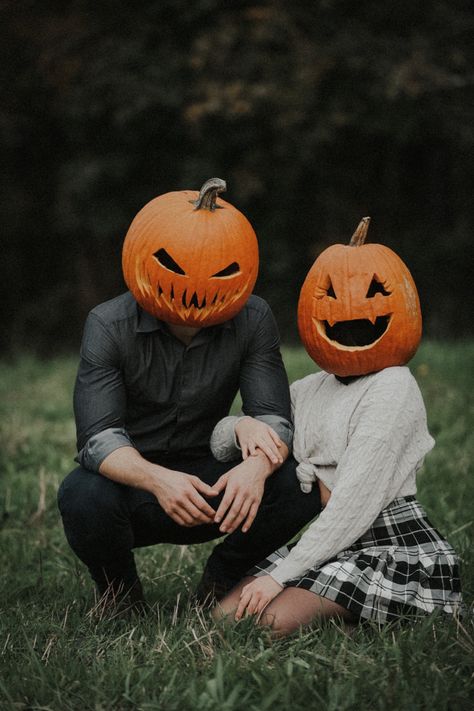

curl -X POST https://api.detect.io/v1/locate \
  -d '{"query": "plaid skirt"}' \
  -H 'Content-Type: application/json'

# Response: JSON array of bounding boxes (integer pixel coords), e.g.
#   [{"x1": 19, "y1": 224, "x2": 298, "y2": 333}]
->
[{"x1": 249, "y1": 497, "x2": 462, "y2": 624}]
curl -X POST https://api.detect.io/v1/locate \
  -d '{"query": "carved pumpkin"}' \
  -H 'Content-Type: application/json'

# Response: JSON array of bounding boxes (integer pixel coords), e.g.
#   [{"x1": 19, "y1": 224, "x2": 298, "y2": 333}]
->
[
  {"x1": 298, "y1": 218, "x2": 422, "y2": 376},
  {"x1": 122, "y1": 178, "x2": 259, "y2": 327}
]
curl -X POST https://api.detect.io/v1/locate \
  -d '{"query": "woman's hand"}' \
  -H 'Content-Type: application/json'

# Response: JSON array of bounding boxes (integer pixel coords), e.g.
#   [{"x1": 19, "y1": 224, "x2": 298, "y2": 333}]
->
[
  {"x1": 235, "y1": 417, "x2": 284, "y2": 465},
  {"x1": 235, "y1": 575, "x2": 283, "y2": 620}
]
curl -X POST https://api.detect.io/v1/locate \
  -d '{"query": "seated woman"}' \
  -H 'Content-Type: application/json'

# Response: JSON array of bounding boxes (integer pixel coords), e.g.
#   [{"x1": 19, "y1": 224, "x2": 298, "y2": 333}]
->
[{"x1": 209, "y1": 218, "x2": 462, "y2": 635}]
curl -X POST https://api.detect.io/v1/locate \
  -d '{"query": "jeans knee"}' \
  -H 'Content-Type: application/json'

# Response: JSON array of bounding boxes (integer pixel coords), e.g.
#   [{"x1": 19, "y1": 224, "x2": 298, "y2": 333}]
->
[
  {"x1": 58, "y1": 467, "x2": 123, "y2": 530},
  {"x1": 58, "y1": 467, "x2": 131, "y2": 560}
]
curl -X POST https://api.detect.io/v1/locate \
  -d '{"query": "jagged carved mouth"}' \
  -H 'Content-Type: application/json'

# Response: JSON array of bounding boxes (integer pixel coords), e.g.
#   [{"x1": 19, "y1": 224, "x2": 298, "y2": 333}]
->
[
  {"x1": 157, "y1": 284, "x2": 227, "y2": 311},
  {"x1": 158, "y1": 284, "x2": 236, "y2": 311},
  {"x1": 323, "y1": 316, "x2": 390, "y2": 347},
  {"x1": 155, "y1": 274, "x2": 253, "y2": 322}
]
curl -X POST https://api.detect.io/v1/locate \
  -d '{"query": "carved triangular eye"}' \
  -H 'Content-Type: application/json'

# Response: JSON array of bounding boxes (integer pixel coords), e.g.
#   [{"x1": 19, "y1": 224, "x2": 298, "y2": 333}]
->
[
  {"x1": 154, "y1": 248, "x2": 186, "y2": 275},
  {"x1": 366, "y1": 277, "x2": 391, "y2": 298},
  {"x1": 327, "y1": 281, "x2": 337, "y2": 298},
  {"x1": 212, "y1": 262, "x2": 240, "y2": 277}
]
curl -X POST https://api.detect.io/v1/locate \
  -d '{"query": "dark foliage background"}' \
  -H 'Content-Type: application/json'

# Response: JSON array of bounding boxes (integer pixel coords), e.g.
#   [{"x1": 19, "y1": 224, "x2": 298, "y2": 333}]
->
[{"x1": 2, "y1": 0, "x2": 473, "y2": 352}]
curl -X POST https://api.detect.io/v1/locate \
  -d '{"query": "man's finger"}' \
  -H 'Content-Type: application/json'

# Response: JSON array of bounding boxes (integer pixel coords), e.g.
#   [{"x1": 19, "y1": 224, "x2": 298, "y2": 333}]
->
[
  {"x1": 188, "y1": 489, "x2": 217, "y2": 519},
  {"x1": 219, "y1": 496, "x2": 246, "y2": 532},
  {"x1": 170, "y1": 511, "x2": 191, "y2": 527},
  {"x1": 242, "y1": 502, "x2": 260, "y2": 533},
  {"x1": 191, "y1": 476, "x2": 219, "y2": 498},
  {"x1": 173, "y1": 506, "x2": 195, "y2": 526},
  {"x1": 224, "y1": 499, "x2": 251, "y2": 534},
  {"x1": 214, "y1": 491, "x2": 234, "y2": 524},
  {"x1": 181, "y1": 496, "x2": 214, "y2": 524},
  {"x1": 242, "y1": 443, "x2": 249, "y2": 460},
  {"x1": 212, "y1": 473, "x2": 229, "y2": 495},
  {"x1": 249, "y1": 441, "x2": 257, "y2": 456}
]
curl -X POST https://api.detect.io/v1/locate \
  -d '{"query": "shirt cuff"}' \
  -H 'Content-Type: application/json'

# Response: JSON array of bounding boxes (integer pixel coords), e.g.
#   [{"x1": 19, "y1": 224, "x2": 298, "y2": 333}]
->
[
  {"x1": 210, "y1": 414, "x2": 293, "y2": 462},
  {"x1": 252, "y1": 415, "x2": 293, "y2": 452},
  {"x1": 75, "y1": 427, "x2": 134, "y2": 472}
]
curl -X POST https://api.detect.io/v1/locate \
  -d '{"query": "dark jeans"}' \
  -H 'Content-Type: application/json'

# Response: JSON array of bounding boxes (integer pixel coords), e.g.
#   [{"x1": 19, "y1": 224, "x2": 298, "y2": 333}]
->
[{"x1": 57, "y1": 454, "x2": 321, "y2": 595}]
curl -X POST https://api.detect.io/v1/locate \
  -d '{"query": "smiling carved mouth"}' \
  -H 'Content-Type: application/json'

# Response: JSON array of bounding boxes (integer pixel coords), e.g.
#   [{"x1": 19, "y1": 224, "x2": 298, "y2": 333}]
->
[{"x1": 324, "y1": 316, "x2": 390, "y2": 347}]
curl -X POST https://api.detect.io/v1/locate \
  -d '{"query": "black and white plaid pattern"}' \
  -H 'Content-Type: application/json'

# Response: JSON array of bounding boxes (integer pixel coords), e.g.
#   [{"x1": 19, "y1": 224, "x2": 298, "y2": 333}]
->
[{"x1": 249, "y1": 497, "x2": 462, "y2": 623}]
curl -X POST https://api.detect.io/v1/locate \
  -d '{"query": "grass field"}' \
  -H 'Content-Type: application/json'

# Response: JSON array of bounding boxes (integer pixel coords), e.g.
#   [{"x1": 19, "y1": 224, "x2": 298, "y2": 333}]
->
[{"x1": 0, "y1": 343, "x2": 473, "y2": 710}]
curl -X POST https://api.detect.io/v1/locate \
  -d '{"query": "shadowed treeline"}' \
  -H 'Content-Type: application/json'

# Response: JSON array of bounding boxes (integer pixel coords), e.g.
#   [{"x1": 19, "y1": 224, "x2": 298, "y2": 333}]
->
[{"x1": 2, "y1": 0, "x2": 473, "y2": 352}]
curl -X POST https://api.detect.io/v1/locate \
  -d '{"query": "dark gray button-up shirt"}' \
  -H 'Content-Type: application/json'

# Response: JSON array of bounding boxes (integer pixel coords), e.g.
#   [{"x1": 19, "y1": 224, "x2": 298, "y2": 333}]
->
[{"x1": 74, "y1": 292, "x2": 292, "y2": 471}]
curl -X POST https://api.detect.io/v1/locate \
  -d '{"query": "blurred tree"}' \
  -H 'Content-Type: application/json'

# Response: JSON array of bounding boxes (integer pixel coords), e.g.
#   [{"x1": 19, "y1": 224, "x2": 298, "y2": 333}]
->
[{"x1": 1, "y1": 0, "x2": 473, "y2": 352}]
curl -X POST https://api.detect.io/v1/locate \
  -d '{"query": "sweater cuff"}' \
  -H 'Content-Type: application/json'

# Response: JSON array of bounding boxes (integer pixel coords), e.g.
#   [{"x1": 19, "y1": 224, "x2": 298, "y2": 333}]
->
[
  {"x1": 210, "y1": 414, "x2": 294, "y2": 463},
  {"x1": 210, "y1": 416, "x2": 243, "y2": 462},
  {"x1": 75, "y1": 427, "x2": 134, "y2": 472},
  {"x1": 253, "y1": 415, "x2": 293, "y2": 452},
  {"x1": 268, "y1": 557, "x2": 309, "y2": 586}
]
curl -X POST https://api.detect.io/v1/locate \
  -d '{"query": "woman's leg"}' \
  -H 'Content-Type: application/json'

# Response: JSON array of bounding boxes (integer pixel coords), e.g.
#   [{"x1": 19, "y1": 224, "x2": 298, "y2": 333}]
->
[
  {"x1": 259, "y1": 587, "x2": 356, "y2": 636},
  {"x1": 212, "y1": 576, "x2": 257, "y2": 620},
  {"x1": 213, "y1": 578, "x2": 356, "y2": 634}
]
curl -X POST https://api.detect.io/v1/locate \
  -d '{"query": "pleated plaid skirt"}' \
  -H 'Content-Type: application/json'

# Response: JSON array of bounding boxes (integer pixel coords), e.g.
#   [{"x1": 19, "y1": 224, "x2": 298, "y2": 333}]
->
[{"x1": 249, "y1": 497, "x2": 462, "y2": 623}]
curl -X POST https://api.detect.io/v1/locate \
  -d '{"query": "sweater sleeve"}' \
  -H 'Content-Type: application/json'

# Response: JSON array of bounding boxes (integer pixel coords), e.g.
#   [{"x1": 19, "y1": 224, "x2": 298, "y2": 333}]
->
[
  {"x1": 210, "y1": 414, "x2": 293, "y2": 462},
  {"x1": 270, "y1": 368, "x2": 434, "y2": 585},
  {"x1": 210, "y1": 381, "x2": 298, "y2": 461}
]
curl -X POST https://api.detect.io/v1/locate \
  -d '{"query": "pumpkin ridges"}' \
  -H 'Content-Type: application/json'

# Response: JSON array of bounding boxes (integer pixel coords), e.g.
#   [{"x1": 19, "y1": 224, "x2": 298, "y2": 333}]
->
[
  {"x1": 122, "y1": 179, "x2": 258, "y2": 326},
  {"x1": 297, "y1": 220, "x2": 422, "y2": 377}
]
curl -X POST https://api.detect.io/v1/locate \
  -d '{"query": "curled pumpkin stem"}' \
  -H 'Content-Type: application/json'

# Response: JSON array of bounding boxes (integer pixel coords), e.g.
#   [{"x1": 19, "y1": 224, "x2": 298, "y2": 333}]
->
[
  {"x1": 349, "y1": 217, "x2": 371, "y2": 246},
  {"x1": 192, "y1": 178, "x2": 227, "y2": 212}
]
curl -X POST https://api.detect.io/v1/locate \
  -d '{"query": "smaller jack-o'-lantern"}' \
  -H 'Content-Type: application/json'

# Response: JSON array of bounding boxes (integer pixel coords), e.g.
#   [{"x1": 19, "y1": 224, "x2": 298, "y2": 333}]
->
[
  {"x1": 122, "y1": 178, "x2": 259, "y2": 327},
  {"x1": 298, "y1": 218, "x2": 422, "y2": 376}
]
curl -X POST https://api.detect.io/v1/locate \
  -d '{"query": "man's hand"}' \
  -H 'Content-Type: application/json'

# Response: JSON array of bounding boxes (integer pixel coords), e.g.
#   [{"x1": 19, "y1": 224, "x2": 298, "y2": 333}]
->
[
  {"x1": 235, "y1": 575, "x2": 283, "y2": 620},
  {"x1": 152, "y1": 470, "x2": 219, "y2": 527},
  {"x1": 235, "y1": 417, "x2": 284, "y2": 465},
  {"x1": 212, "y1": 453, "x2": 274, "y2": 534}
]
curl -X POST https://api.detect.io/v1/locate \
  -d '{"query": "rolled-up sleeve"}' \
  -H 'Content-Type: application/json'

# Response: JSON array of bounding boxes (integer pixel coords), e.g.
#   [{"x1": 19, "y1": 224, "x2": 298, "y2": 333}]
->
[
  {"x1": 238, "y1": 304, "x2": 293, "y2": 451},
  {"x1": 210, "y1": 414, "x2": 293, "y2": 462},
  {"x1": 74, "y1": 312, "x2": 134, "y2": 471}
]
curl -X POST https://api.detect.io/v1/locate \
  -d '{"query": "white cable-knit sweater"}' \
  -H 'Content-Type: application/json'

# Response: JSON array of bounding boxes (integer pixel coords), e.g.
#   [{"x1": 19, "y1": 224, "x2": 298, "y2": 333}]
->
[{"x1": 210, "y1": 366, "x2": 435, "y2": 585}]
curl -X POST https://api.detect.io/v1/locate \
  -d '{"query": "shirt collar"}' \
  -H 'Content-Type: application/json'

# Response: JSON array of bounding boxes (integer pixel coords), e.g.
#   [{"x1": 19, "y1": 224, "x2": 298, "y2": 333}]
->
[{"x1": 136, "y1": 306, "x2": 233, "y2": 333}]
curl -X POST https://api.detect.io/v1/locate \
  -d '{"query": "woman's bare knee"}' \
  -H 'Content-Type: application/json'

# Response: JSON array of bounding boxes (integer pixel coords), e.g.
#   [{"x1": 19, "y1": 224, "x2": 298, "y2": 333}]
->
[{"x1": 255, "y1": 588, "x2": 355, "y2": 636}]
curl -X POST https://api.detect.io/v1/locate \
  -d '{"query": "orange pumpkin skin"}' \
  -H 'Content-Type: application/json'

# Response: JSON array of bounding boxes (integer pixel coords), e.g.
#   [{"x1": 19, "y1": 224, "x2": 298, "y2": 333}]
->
[
  {"x1": 122, "y1": 179, "x2": 259, "y2": 327},
  {"x1": 298, "y1": 221, "x2": 422, "y2": 377}
]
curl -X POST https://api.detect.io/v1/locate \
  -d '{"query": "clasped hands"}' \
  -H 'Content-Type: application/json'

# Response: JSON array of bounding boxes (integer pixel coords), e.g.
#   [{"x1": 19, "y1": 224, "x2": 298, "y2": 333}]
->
[{"x1": 155, "y1": 417, "x2": 285, "y2": 533}]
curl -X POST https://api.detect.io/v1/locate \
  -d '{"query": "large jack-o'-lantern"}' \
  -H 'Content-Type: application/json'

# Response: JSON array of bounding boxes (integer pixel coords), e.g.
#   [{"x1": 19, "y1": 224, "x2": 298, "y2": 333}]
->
[
  {"x1": 298, "y1": 218, "x2": 422, "y2": 377},
  {"x1": 122, "y1": 178, "x2": 259, "y2": 327}
]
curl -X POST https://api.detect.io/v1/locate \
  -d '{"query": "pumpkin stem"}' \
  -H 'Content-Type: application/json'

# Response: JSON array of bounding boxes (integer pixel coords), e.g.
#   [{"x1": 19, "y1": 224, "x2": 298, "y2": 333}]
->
[
  {"x1": 349, "y1": 217, "x2": 371, "y2": 246},
  {"x1": 192, "y1": 178, "x2": 227, "y2": 211}
]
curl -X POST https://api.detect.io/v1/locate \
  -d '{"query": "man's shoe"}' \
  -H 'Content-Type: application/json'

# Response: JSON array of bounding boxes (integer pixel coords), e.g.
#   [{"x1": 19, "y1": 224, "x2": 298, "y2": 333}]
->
[
  {"x1": 90, "y1": 579, "x2": 149, "y2": 620},
  {"x1": 193, "y1": 564, "x2": 235, "y2": 608}
]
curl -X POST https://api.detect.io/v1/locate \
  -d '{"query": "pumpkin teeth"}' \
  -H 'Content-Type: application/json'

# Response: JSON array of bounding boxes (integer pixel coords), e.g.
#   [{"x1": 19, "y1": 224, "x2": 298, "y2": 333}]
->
[
  {"x1": 189, "y1": 291, "x2": 207, "y2": 309},
  {"x1": 323, "y1": 316, "x2": 390, "y2": 347}
]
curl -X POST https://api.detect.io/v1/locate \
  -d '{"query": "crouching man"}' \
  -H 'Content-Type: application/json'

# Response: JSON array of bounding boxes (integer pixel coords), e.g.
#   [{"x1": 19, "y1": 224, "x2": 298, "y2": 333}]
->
[{"x1": 58, "y1": 179, "x2": 321, "y2": 612}]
